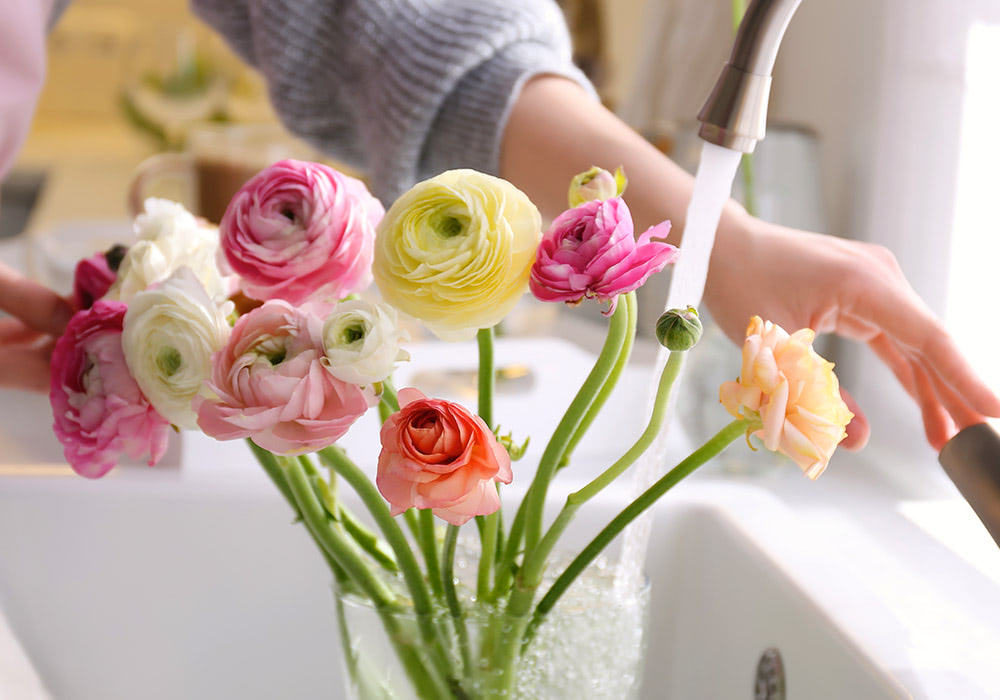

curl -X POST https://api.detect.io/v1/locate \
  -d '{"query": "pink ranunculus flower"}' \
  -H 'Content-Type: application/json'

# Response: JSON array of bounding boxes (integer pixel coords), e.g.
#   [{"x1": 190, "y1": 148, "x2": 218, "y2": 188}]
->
[
  {"x1": 71, "y1": 250, "x2": 118, "y2": 310},
  {"x1": 529, "y1": 197, "x2": 678, "y2": 314},
  {"x1": 195, "y1": 300, "x2": 375, "y2": 454},
  {"x1": 376, "y1": 388, "x2": 512, "y2": 526},
  {"x1": 219, "y1": 159, "x2": 383, "y2": 305},
  {"x1": 49, "y1": 301, "x2": 170, "y2": 478}
]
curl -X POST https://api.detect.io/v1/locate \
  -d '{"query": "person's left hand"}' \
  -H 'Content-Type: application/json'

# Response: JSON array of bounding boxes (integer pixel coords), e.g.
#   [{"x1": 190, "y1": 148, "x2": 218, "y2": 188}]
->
[{"x1": 0, "y1": 261, "x2": 73, "y2": 392}]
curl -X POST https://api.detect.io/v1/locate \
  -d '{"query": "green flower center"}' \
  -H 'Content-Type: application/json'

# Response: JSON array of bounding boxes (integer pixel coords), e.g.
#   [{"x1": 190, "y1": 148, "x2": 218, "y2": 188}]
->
[
  {"x1": 432, "y1": 213, "x2": 466, "y2": 239},
  {"x1": 157, "y1": 346, "x2": 183, "y2": 377},
  {"x1": 341, "y1": 322, "x2": 367, "y2": 345}
]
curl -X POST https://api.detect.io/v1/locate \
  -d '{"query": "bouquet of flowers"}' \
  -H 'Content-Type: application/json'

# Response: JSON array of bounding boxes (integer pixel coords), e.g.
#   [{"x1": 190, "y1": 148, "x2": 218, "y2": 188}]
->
[{"x1": 50, "y1": 160, "x2": 853, "y2": 699}]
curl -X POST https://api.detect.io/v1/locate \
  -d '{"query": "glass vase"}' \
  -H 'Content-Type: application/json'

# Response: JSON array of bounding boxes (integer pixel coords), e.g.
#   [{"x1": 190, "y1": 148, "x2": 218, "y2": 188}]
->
[{"x1": 334, "y1": 548, "x2": 650, "y2": 700}]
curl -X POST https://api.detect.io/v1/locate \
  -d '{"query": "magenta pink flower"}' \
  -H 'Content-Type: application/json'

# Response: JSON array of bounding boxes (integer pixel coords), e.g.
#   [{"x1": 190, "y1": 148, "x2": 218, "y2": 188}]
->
[
  {"x1": 71, "y1": 251, "x2": 117, "y2": 310},
  {"x1": 49, "y1": 301, "x2": 170, "y2": 478},
  {"x1": 376, "y1": 388, "x2": 512, "y2": 526},
  {"x1": 219, "y1": 159, "x2": 383, "y2": 305},
  {"x1": 529, "y1": 197, "x2": 678, "y2": 314},
  {"x1": 195, "y1": 301, "x2": 375, "y2": 454}
]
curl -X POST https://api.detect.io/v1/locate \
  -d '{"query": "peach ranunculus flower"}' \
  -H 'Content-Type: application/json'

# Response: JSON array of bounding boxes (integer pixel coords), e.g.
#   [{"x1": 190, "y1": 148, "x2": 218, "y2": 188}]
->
[
  {"x1": 719, "y1": 316, "x2": 853, "y2": 479},
  {"x1": 376, "y1": 388, "x2": 512, "y2": 525}
]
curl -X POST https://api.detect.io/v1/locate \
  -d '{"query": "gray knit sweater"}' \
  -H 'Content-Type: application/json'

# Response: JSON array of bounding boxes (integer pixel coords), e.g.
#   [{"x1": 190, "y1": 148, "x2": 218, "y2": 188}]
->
[{"x1": 190, "y1": 0, "x2": 593, "y2": 204}]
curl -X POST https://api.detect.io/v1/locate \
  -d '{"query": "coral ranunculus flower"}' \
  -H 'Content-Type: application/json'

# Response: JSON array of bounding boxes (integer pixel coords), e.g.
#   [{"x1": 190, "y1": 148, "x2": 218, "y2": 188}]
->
[
  {"x1": 720, "y1": 316, "x2": 854, "y2": 479},
  {"x1": 529, "y1": 197, "x2": 677, "y2": 314},
  {"x1": 372, "y1": 169, "x2": 542, "y2": 341},
  {"x1": 376, "y1": 388, "x2": 512, "y2": 525}
]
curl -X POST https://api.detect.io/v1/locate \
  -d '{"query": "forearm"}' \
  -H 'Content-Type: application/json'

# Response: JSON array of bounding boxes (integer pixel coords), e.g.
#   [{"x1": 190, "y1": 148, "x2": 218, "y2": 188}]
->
[{"x1": 499, "y1": 75, "x2": 753, "y2": 250}]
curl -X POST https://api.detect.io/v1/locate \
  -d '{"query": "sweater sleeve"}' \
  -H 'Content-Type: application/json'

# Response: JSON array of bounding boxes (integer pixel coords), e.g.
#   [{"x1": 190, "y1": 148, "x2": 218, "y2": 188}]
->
[{"x1": 190, "y1": 0, "x2": 594, "y2": 204}]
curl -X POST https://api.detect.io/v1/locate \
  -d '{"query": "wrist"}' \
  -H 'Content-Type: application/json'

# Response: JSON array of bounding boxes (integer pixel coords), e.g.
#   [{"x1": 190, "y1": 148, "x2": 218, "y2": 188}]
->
[{"x1": 705, "y1": 200, "x2": 758, "y2": 317}]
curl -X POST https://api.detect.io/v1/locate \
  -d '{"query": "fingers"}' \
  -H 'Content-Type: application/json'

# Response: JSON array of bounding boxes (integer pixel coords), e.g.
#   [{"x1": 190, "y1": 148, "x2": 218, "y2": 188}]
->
[
  {"x1": 912, "y1": 363, "x2": 955, "y2": 451},
  {"x1": 860, "y1": 288, "x2": 1000, "y2": 418},
  {"x1": 0, "y1": 318, "x2": 43, "y2": 345},
  {"x1": 0, "y1": 346, "x2": 54, "y2": 393},
  {"x1": 0, "y1": 261, "x2": 73, "y2": 336},
  {"x1": 838, "y1": 387, "x2": 870, "y2": 451},
  {"x1": 927, "y1": 366, "x2": 987, "y2": 434},
  {"x1": 868, "y1": 333, "x2": 917, "y2": 401}
]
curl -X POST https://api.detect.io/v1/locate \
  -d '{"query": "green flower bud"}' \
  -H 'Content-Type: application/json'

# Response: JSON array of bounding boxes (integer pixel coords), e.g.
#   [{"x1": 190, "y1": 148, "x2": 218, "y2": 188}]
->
[
  {"x1": 568, "y1": 166, "x2": 628, "y2": 207},
  {"x1": 655, "y1": 306, "x2": 703, "y2": 351}
]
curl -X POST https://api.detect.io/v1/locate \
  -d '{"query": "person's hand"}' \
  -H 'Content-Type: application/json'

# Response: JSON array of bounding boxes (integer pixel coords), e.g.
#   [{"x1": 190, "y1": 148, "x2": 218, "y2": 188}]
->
[
  {"x1": 0, "y1": 261, "x2": 73, "y2": 392},
  {"x1": 706, "y1": 215, "x2": 1000, "y2": 451}
]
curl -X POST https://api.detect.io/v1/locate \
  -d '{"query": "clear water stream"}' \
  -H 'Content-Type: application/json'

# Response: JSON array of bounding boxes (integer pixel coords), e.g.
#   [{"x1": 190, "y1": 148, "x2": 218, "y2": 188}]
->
[{"x1": 615, "y1": 141, "x2": 743, "y2": 592}]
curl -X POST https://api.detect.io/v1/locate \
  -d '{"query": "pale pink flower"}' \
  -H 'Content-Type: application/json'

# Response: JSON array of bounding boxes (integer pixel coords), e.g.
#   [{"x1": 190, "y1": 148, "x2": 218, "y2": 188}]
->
[
  {"x1": 720, "y1": 316, "x2": 854, "y2": 479},
  {"x1": 376, "y1": 388, "x2": 512, "y2": 526},
  {"x1": 49, "y1": 301, "x2": 170, "y2": 478},
  {"x1": 71, "y1": 250, "x2": 119, "y2": 310},
  {"x1": 529, "y1": 197, "x2": 678, "y2": 314},
  {"x1": 195, "y1": 300, "x2": 375, "y2": 454},
  {"x1": 219, "y1": 159, "x2": 383, "y2": 305}
]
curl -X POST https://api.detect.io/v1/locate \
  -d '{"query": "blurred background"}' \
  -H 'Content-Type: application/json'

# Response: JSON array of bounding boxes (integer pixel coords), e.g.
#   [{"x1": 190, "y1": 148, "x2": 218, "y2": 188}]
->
[{"x1": 4, "y1": 0, "x2": 1000, "y2": 462}]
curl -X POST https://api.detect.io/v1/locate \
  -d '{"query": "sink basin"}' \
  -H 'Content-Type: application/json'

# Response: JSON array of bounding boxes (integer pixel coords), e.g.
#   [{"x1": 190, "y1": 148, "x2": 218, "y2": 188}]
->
[{"x1": 0, "y1": 337, "x2": 997, "y2": 698}]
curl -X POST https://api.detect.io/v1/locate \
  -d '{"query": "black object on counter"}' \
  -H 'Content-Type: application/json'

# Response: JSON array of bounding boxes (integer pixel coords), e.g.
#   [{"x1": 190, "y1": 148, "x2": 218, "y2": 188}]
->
[{"x1": 938, "y1": 423, "x2": 1000, "y2": 548}]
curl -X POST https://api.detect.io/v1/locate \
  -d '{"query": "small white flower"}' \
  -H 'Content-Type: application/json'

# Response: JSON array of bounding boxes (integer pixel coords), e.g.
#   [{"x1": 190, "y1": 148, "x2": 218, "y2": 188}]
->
[
  {"x1": 321, "y1": 300, "x2": 409, "y2": 385},
  {"x1": 133, "y1": 198, "x2": 199, "y2": 241},
  {"x1": 122, "y1": 267, "x2": 233, "y2": 429},
  {"x1": 108, "y1": 198, "x2": 230, "y2": 303}
]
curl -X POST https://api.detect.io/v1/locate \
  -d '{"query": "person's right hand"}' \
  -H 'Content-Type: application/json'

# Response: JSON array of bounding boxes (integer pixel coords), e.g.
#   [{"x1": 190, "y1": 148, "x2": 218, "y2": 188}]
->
[
  {"x1": 0, "y1": 261, "x2": 73, "y2": 392},
  {"x1": 705, "y1": 216, "x2": 1000, "y2": 452}
]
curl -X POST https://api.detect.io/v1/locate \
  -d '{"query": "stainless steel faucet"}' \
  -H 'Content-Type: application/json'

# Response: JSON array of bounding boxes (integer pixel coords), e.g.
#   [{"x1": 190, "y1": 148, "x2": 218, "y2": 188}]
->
[{"x1": 697, "y1": 0, "x2": 804, "y2": 153}]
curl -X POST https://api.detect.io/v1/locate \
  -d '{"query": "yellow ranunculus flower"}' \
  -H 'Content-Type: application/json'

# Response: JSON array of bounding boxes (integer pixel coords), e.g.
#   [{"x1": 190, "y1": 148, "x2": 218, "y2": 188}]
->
[
  {"x1": 719, "y1": 316, "x2": 854, "y2": 479},
  {"x1": 372, "y1": 169, "x2": 542, "y2": 340}
]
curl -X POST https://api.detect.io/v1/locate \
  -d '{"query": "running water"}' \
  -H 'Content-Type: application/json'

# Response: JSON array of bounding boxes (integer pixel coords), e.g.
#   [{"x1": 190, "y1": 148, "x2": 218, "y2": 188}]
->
[{"x1": 615, "y1": 141, "x2": 743, "y2": 592}]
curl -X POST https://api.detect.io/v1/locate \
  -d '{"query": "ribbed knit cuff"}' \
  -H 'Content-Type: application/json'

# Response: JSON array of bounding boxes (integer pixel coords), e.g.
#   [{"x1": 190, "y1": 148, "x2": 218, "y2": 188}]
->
[{"x1": 420, "y1": 41, "x2": 596, "y2": 188}]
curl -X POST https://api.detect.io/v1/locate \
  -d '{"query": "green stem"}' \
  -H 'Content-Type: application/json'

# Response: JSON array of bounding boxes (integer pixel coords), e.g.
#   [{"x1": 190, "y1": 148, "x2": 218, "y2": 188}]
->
[
  {"x1": 252, "y1": 444, "x2": 449, "y2": 698},
  {"x1": 246, "y1": 441, "x2": 347, "y2": 582},
  {"x1": 731, "y1": 0, "x2": 747, "y2": 33},
  {"x1": 377, "y1": 376, "x2": 400, "y2": 423},
  {"x1": 339, "y1": 504, "x2": 400, "y2": 573},
  {"x1": 477, "y1": 509, "x2": 499, "y2": 602},
  {"x1": 419, "y1": 508, "x2": 445, "y2": 599},
  {"x1": 522, "y1": 419, "x2": 750, "y2": 648},
  {"x1": 500, "y1": 292, "x2": 632, "y2": 589},
  {"x1": 516, "y1": 351, "x2": 685, "y2": 593},
  {"x1": 558, "y1": 291, "x2": 638, "y2": 469},
  {"x1": 284, "y1": 458, "x2": 398, "y2": 609},
  {"x1": 403, "y1": 508, "x2": 421, "y2": 540},
  {"x1": 442, "y1": 524, "x2": 473, "y2": 675},
  {"x1": 317, "y1": 446, "x2": 456, "y2": 686},
  {"x1": 477, "y1": 327, "x2": 494, "y2": 430},
  {"x1": 741, "y1": 153, "x2": 759, "y2": 218},
  {"x1": 475, "y1": 326, "x2": 500, "y2": 602}
]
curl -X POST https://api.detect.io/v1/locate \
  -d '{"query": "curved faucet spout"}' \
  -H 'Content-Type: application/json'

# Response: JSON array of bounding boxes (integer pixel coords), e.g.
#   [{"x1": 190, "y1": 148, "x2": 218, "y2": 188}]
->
[{"x1": 697, "y1": 0, "x2": 804, "y2": 153}]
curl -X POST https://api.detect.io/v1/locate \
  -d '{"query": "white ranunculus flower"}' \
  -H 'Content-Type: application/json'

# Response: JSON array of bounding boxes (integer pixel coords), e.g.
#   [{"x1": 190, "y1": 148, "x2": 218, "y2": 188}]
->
[
  {"x1": 108, "y1": 198, "x2": 229, "y2": 303},
  {"x1": 133, "y1": 198, "x2": 199, "y2": 241},
  {"x1": 122, "y1": 267, "x2": 233, "y2": 429},
  {"x1": 321, "y1": 300, "x2": 410, "y2": 385}
]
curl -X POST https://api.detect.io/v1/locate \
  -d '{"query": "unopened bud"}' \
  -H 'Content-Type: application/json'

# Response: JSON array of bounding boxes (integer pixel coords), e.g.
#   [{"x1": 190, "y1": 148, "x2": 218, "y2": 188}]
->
[
  {"x1": 655, "y1": 306, "x2": 702, "y2": 351},
  {"x1": 568, "y1": 166, "x2": 627, "y2": 207}
]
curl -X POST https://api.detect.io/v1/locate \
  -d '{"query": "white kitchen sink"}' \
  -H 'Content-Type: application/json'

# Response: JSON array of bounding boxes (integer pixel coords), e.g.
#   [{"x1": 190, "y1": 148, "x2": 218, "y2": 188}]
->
[{"x1": 1, "y1": 338, "x2": 997, "y2": 699}]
